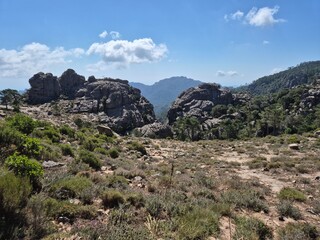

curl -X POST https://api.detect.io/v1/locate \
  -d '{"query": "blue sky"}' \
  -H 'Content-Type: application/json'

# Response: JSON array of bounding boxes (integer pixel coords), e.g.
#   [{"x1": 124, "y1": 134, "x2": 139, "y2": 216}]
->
[{"x1": 0, "y1": 0, "x2": 319, "y2": 89}]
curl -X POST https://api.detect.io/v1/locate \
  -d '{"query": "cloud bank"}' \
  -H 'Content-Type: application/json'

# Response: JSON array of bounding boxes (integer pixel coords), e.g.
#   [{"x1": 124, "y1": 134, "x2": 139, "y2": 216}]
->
[
  {"x1": 0, "y1": 42, "x2": 84, "y2": 77},
  {"x1": 225, "y1": 6, "x2": 286, "y2": 27}
]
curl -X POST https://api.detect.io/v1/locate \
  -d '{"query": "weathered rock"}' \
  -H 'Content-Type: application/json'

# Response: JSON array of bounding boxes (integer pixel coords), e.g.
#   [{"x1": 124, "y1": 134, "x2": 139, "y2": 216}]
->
[
  {"x1": 134, "y1": 122, "x2": 173, "y2": 139},
  {"x1": 97, "y1": 125, "x2": 114, "y2": 137},
  {"x1": 58, "y1": 69, "x2": 85, "y2": 98},
  {"x1": 27, "y1": 70, "x2": 156, "y2": 134},
  {"x1": 42, "y1": 160, "x2": 65, "y2": 168},
  {"x1": 167, "y1": 83, "x2": 244, "y2": 125},
  {"x1": 28, "y1": 72, "x2": 60, "y2": 104}
]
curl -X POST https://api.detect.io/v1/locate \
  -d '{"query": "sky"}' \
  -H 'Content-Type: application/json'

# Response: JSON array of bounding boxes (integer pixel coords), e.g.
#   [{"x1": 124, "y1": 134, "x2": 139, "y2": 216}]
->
[{"x1": 0, "y1": 0, "x2": 319, "y2": 90}]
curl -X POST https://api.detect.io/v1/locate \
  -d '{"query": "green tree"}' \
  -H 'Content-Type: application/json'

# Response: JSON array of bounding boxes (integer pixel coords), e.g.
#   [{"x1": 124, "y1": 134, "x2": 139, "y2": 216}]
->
[{"x1": 0, "y1": 89, "x2": 21, "y2": 110}]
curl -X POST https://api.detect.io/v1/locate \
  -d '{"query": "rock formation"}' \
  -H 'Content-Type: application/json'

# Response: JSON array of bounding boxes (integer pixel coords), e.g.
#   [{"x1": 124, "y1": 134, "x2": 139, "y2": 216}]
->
[
  {"x1": 167, "y1": 83, "x2": 240, "y2": 125},
  {"x1": 58, "y1": 69, "x2": 86, "y2": 98},
  {"x1": 27, "y1": 69, "x2": 155, "y2": 134},
  {"x1": 28, "y1": 72, "x2": 61, "y2": 104}
]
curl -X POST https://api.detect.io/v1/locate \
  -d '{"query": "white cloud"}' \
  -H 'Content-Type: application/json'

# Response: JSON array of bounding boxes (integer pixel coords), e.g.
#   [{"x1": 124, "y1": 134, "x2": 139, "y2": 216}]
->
[
  {"x1": 87, "y1": 38, "x2": 168, "y2": 68},
  {"x1": 0, "y1": 42, "x2": 84, "y2": 78},
  {"x1": 224, "y1": 10, "x2": 244, "y2": 22},
  {"x1": 246, "y1": 6, "x2": 286, "y2": 27},
  {"x1": 225, "y1": 6, "x2": 286, "y2": 27},
  {"x1": 110, "y1": 31, "x2": 121, "y2": 39},
  {"x1": 99, "y1": 30, "x2": 108, "y2": 39},
  {"x1": 216, "y1": 70, "x2": 239, "y2": 77},
  {"x1": 263, "y1": 40, "x2": 270, "y2": 45}
]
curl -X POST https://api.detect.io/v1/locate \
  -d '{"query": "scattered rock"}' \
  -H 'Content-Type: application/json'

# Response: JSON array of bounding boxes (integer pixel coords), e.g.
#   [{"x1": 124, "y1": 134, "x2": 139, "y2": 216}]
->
[
  {"x1": 97, "y1": 125, "x2": 114, "y2": 137},
  {"x1": 42, "y1": 160, "x2": 65, "y2": 168},
  {"x1": 134, "y1": 176, "x2": 143, "y2": 182},
  {"x1": 315, "y1": 176, "x2": 320, "y2": 180},
  {"x1": 289, "y1": 143, "x2": 300, "y2": 150},
  {"x1": 58, "y1": 216, "x2": 70, "y2": 224}
]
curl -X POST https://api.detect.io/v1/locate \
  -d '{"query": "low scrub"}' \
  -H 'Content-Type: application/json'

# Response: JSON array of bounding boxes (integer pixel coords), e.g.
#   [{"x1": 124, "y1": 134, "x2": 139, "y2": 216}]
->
[{"x1": 278, "y1": 187, "x2": 307, "y2": 202}]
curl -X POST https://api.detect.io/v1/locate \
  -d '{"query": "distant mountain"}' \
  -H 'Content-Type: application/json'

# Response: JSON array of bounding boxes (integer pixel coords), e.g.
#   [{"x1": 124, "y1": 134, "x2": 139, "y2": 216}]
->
[
  {"x1": 237, "y1": 61, "x2": 320, "y2": 95},
  {"x1": 130, "y1": 76, "x2": 202, "y2": 119}
]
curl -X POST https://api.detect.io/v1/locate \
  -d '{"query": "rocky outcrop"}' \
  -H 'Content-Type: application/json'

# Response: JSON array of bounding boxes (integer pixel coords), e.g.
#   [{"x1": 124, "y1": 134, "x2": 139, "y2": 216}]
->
[
  {"x1": 28, "y1": 72, "x2": 61, "y2": 104},
  {"x1": 167, "y1": 83, "x2": 240, "y2": 124},
  {"x1": 58, "y1": 69, "x2": 85, "y2": 98},
  {"x1": 27, "y1": 69, "x2": 155, "y2": 134},
  {"x1": 134, "y1": 122, "x2": 173, "y2": 139}
]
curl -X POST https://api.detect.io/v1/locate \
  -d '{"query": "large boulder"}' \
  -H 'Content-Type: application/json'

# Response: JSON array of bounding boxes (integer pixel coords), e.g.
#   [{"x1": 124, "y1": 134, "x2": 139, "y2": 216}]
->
[
  {"x1": 59, "y1": 69, "x2": 85, "y2": 98},
  {"x1": 28, "y1": 72, "x2": 60, "y2": 104},
  {"x1": 134, "y1": 122, "x2": 173, "y2": 139},
  {"x1": 167, "y1": 83, "x2": 235, "y2": 124}
]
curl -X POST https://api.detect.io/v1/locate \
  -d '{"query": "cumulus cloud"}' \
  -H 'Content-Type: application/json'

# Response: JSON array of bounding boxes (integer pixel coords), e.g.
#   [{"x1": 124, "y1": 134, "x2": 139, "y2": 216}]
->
[
  {"x1": 87, "y1": 38, "x2": 168, "y2": 68},
  {"x1": 225, "y1": 6, "x2": 286, "y2": 27},
  {"x1": 216, "y1": 70, "x2": 239, "y2": 77},
  {"x1": 99, "y1": 30, "x2": 108, "y2": 39},
  {"x1": 246, "y1": 6, "x2": 286, "y2": 27},
  {"x1": 0, "y1": 42, "x2": 84, "y2": 78},
  {"x1": 110, "y1": 31, "x2": 121, "y2": 39},
  {"x1": 263, "y1": 40, "x2": 270, "y2": 45}
]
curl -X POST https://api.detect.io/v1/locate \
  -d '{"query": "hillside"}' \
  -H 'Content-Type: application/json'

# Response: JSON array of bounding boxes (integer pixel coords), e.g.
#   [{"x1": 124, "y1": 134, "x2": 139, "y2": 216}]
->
[
  {"x1": 130, "y1": 77, "x2": 202, "y2": 119},
  {"x1": 238, "y1": 61, "x2": 320, "y2": 95}
]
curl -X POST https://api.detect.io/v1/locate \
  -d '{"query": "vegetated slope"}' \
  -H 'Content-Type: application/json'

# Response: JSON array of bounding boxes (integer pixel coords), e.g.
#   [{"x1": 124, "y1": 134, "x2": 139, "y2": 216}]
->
[
  {"x1": 0, "y1": 111, "x2": 319, "y2": 240},
  {"x1": 238, "y1": 61, "x2": 320, "y2": 95},
  {"x1": 130, "y1": 76, "x2": 202, "y2": 119}
]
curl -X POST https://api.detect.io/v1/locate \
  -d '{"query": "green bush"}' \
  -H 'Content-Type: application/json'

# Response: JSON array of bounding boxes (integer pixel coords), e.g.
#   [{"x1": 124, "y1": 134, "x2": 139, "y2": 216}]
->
[
  {"x1": 102, "y1": 190, "x2": 125, "y2": 208},
  {"x1": 177, "y1": 207, "x2": 219, "y2": 240},
  {"x1": 233, "y1": 216, "x2": 272, "y2": 240},
  {"x1": 45, "y1": 198, "x2": 97, "y2": 222},
  {"x1": 50, "y1": 176, "x2": 93, "y2": 200},
  {"x1": 21, "y1": 136, "x2": 43, "y2": 158},
  {"x1": 43, "y1": 127, "x2": 61, "y2": 143},
  {"x1": 0, "y1": 170, "x2": 32, "y2": 214},
  {"x1": 277, "y1": 201, "x2": 302, "y2": 220},
  {"x1": 5, "y1": 153, "x2": 43, "y2": 180},
  {"x1": 126, "y1": 193, "x2": 145, "y2": 208},
  {"x1": 108, "y1": 148, "x2": 120, "y2": 158},
  {"x1": 7, "y1": 114, "x2": 36, "y2": 134},
  {"x1": 94, "y1": 147, "x2": 108, "y2": 155},
  {"x1": 278, "y1": 187, "x2": 307, "y2": 202},
  {"x1": 60, "y1": 144, "x2": 74, "y2": 157},
  {"x1": 106, "y1": 175, "x2": 129, "y2": 189},
  {"x1": 278, "y1": 223, "x2": 319, "y2": 240},
  {"x1": 78, "y1": 150, "x2": 102, "y2": 170},
  {"x1": 128, "y1": 141, "x2": 147, "y2": 155},
  {"x1": 82, "y1": 137, "x2": 100, "y2": 151},
  {"x1": 59, "y1": 125, "x2": 75, "y2": 138},
  {"x1": 0, "y1": 124, "x2": 25, "y2": 148}
]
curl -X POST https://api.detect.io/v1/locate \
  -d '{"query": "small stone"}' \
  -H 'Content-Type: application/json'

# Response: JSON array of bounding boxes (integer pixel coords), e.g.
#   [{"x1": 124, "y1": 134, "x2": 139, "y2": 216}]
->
[
  {"x1": 289, "y1": 144, "x2": 299, "y2": 150},
  {"x1": 307, "y1": 195, "x2": 314, "y2": 200},
  {"x1": 134, "y1": 176, "x2": 143, "y2": 181},
  {"x1": 315, "y1": 176, "x2": 320, "y2": 180},
  {"x1": 175, "y1": 171, "x2": 182, "y2": 175},
  {"x1": 278, "y1": 216, "x2": 285, "y2": 221},
  {"x1": 58, "y1": 216, "x2": 70, "y2": 223}
]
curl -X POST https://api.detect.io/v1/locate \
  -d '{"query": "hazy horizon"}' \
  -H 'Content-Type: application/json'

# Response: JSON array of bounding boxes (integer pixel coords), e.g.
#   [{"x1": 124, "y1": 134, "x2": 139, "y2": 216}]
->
[{"x1": 0, "y1": 0, "x2": 319, "y2": 90}]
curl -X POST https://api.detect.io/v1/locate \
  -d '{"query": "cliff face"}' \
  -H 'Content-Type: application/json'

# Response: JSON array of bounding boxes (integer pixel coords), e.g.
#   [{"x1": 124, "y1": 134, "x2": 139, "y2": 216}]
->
[{"x1": 27, "y1": 69, "x2": 155, "y2": 134}]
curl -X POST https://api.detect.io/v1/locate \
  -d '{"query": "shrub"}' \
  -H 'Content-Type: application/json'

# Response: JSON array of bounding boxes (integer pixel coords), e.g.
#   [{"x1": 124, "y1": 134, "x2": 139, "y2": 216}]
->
[
  {"x1": 7, "y1": 114, "x2": 36, "y2": 134},
  {"x1": 146, "y1": 196, "x2": 163, "y2": 218},
  {"x1": 5, "y1": 153, "x2": 43, "y2": 180},
  {"x1": 50, "y1": 176, "x2": 93, "y2": 200},
  {"x1": 108, "y1": 148, "x2": 120, "y2": 158},
  {"x1": 43, "y1": 127, "x2": 61, "y2": 143},
  {"x1": 278, "y1": 187, "x2": 307, "y2": 202},
  {"x1": 126, "y1": 193, "x2": 145, "y2": 208},
  {"x1": 233, "y1": 216, "x2": 272, "y2": 240},
  {"x1": 128, "y1": 141, "x2": 147, "y2": 155},
  {"x1": 60, "y1": 144, "x2": 74, "y2": 157},
  {"x1": 45, "y1": 198, "x2": 97, "y2": 222},
  {"x1": 278, "y1": 223, "x2": 319, "y2": 240},
  {"x1": 94, "y1": 147, "x2": 108, "y2": 155},
  {"x1": 177, "y1": 207, "x2": 220, "y2": 240},
  {"x1": 277, "y1": 200, "x2": 302, "y2": 220},
  {"x1": 59, "y1": 125, "x2": 75, "y2": 138},
  {"x1": 102, "y1": 190, "x2": 125, "y2": 208},
  {"x1": 247, "y1": 157, "x2": 268, "y2": 169},
  {"x1": 0, "y1": 124, "x2": 25, "y2": 148},
  {"x1": 82, "y1": 137, "x2": 100, "y2": 151},
  {"x1": 106, "y1": 175, "x2": 129, "y2": 189},
  {"x1": 21, "y1": 136, "x2": 43, "y2": 158},
  {"x1": 0, "y1": 170, "x2": 32, "y2": 214},
  {"x1": 78, "y1": 150, "x2": 102, "y2": 170}
]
